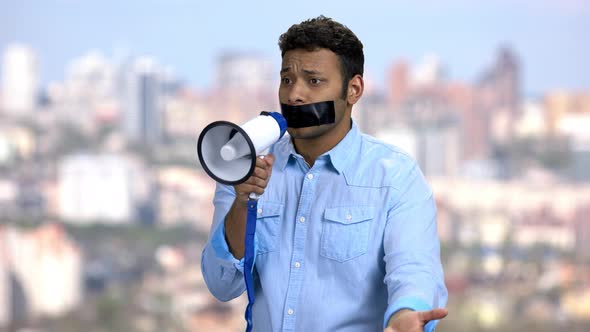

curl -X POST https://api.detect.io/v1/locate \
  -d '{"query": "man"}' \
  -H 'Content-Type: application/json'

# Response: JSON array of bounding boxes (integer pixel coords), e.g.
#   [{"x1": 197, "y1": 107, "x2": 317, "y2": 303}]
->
[{"x1": 201, "y1": 16, "x2": 448, "y2": 332}]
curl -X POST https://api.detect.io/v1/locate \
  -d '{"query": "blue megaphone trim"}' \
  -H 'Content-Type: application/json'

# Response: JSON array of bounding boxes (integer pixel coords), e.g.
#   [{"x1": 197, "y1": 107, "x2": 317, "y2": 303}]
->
[{"x1": 260, "y1": 111, "x2": 287, "y2": 139}]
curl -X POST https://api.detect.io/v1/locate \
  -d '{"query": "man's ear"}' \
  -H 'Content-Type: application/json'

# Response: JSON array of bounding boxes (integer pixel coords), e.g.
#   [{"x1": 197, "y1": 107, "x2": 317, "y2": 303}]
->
[{"x1": 347, "y1": 74, "x2": 364, "y2": 105}]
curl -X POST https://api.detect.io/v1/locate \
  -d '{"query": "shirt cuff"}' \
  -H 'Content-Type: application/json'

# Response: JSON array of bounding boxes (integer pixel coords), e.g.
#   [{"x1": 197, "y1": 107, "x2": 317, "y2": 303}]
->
[
  {"x1": 210, "y1": 220, "x2": 258, "y2": 275},
  {"x1": 383, "y1": 296, "x2": 439, "y2": 332}
]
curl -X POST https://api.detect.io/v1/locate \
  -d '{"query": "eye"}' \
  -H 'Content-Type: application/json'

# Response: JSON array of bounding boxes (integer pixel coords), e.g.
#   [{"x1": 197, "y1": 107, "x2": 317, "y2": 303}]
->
[
  {"x1": 309, "y1": 78, "x2": 322, "y2": 85},
  {"x1": 281, "y1": 77, "x2": 292, "y2": 85}
]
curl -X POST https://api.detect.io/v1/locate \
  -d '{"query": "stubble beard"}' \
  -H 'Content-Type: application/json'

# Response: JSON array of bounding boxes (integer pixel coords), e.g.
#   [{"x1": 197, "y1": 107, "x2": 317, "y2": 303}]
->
[{"x1": 287, "y1": 124, "x2": 334, "y2": 140}]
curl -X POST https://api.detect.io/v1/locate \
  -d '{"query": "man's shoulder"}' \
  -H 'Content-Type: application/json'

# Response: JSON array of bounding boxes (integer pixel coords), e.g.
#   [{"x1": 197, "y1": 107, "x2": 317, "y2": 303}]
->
[
  {"x1": 343, "y1": 133, "x2": 419, "y2": 189},
  {"x1": 358, "y1": 133, "x2": 417, "y2": 167}
]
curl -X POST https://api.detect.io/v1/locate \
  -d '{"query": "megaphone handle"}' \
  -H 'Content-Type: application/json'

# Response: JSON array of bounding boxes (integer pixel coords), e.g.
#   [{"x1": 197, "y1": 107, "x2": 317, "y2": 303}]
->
[
  {"x1": 248, "y1": 154, "x2": 266, "y2": 201},
  {"x1": 244, "y1": 198, "x2": 258, "y2": 331}
]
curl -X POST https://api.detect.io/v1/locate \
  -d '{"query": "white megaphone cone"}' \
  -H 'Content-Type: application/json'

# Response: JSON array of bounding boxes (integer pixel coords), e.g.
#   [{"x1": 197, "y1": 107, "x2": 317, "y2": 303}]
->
[{"x1": 197, "y1": 112, "x2": 287, "y2": 187}]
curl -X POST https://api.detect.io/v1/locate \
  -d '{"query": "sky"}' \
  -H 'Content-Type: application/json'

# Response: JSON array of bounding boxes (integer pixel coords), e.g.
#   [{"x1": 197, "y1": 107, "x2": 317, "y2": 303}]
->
[{"x1": 1, "y1": 0, "x2": 589, "y2": 96}]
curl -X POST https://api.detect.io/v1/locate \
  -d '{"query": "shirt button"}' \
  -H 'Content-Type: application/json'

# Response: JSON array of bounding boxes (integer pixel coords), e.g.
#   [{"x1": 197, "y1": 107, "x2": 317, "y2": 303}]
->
[
  {"x1": 294, "y1": 262, "x2": 301, "y2": 268},
  {"x1": 257, "y1": 208, "x2": 263, "y2": 215},
  {"x1": 307, "y1": 173, "x2": 314, "y2": 180},
  {"x1": 288, "y1": 309, "x2": 294, "y2": 315},
  {"x1": 299, "y1": 216, "x2": 305, "y2": 223},
  {"x1": 346, "y1": 214, "x2": 352, "y2": 220}
]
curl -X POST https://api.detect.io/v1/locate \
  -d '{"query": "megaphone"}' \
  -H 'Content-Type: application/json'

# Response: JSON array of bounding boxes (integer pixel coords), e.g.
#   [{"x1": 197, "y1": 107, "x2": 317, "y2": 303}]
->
[
  {"x1": 197, "y1": 112, "x2": 287, "y2": 186},
  {"x1": 197, "y1": 111, "x2": 287, "y2": 332}
]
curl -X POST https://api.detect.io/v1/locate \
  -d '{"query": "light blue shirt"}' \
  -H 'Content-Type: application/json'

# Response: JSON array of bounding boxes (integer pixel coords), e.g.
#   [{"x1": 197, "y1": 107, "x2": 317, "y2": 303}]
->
[{"x1": 201, "y1": 122, "x2": 448, "y2": 332}]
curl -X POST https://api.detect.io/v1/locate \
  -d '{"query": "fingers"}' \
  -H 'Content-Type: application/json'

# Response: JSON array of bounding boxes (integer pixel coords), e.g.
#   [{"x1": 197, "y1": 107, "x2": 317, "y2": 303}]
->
[
  {"x1": 235, "y1": 175, "x2": 267, "y2": 196},
  {"x1": 252, "y1": 167, "x2": 269, "y2": 182},
  {"x1": 418, "y1": 308, "x2": 448, "y2": 322},
  {"x1": 252, "y1": 155, "x2": 273, "y2": 183},
  {"x1": 234, "y1": 154, "x2": 275, "y2": 200}
]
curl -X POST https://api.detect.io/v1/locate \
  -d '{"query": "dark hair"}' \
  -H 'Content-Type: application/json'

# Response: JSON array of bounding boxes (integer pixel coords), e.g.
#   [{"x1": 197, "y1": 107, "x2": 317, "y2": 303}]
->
[{"x1": 278, "y1": 15, "x2": 364, "y2": 98}]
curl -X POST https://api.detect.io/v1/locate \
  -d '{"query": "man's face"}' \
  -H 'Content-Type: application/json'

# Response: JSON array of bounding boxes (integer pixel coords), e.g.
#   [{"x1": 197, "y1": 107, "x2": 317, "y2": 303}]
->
[{"x1": 279, "y1": 48, "x2": 350, "y2": 139}]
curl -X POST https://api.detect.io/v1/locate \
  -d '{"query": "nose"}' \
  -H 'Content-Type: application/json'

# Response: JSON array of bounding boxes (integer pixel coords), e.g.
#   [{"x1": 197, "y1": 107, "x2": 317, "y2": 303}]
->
[{"x1": 285, "y1": 82, "x2": 305, "y2": 105}]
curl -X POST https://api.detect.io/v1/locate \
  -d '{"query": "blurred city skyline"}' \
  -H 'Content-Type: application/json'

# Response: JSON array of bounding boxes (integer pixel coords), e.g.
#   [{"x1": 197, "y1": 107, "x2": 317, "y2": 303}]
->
[
  {"x1": 1, "y1": 1, "x2": 590, "y2": 331},
  {"x1": 1, "y1": 0, "x2": 590, "y2": 95}
]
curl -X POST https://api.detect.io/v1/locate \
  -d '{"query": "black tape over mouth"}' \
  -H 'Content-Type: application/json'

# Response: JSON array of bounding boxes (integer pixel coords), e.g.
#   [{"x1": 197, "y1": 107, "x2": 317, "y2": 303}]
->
[{"x1": 280, "y1": 101, "x2": 335, "y2": 128}]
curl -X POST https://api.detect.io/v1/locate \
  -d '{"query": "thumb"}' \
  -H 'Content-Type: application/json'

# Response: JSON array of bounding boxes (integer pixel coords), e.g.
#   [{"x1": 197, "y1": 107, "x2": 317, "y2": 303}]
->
[
  {"x1": 418, "y1": 308, "x2": 448, "y2": 323},
  {"x1": 264, "y1": 153, "x2": 275, "y2": 168}
]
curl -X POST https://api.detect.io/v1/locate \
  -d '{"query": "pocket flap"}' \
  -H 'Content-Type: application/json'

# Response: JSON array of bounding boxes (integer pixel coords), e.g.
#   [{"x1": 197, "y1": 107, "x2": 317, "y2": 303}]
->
[
  {"x1": 324, "y1": 206, "x2": 374, "y2": 224},
  {"x1": 257, "y1": 201, "x2": 284, "y2": 218}
]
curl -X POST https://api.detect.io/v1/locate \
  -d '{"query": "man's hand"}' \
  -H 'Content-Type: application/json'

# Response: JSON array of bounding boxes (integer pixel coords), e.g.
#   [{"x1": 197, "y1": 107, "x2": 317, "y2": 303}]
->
[
  {"x1": 384, "y1": 308, "x2": 448, "y2": 332},
  {"x1": 233, "y1": 154, "x2": 275, "y2": 204}
]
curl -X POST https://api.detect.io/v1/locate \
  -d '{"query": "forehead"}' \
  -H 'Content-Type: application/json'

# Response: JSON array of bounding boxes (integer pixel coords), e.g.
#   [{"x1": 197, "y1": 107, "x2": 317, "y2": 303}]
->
[{"x1": 281, "y1": 48, "x2": 341, "y2": 74}]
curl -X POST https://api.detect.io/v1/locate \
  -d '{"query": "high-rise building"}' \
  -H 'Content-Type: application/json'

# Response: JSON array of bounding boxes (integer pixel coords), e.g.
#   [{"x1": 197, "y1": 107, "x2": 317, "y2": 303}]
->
[
  {"x1": 387, "y1": 60, "x2": 410, "y2": 107},
  {"x1": 27, "y1": 224, "x2": 82, "y2": 317},
  {"x1": 355, "y1": 93, "x2": 391, "y2": 135},
  {"x1": 0, "y1": 44, "x2": 39, "y2": 115},
  {"x1": 65, "y1": 51, "x2": 116, "y2": 103},
  {"x1": 123, "y1": 57, "x2": 165, "y2": 145},
  {"x1": 418, "y1": 121, "x2": 462, "y2": 177},
  {"x1": 54, "y1": 51, "x2": 120, "y2": 126},
  {"x1": 492, "y1": 47, "x2": 520, "y2": 114},
  {"x1": 216, "y1": 52, "x2": 273, "y2": 93},
  {"x1": 157, "y1": 167, "x2": 214, "y2": 231},
  {"x1": 568, "y1": 136, "x2": 590, "y2": 183},
  {"x1": 575, "y1": 204, "x2": 590, "y2": 259},
  {"x1": 545, "y1": 91, "x2": 590, "y2": 134},
  {"x1": 0, "y1": 125, "x2": 36, "y2": 167},
  {"x1": 3, "y1": 224, "x2": 82, "y2": 320},
  {"x1": 479, "y1": 47, "x2": 520, "y2": 112},
  {"x1": 542, "y1": 91, "x2": 590, "y2": 182},
  {"x1": 212, "y1": 52, "x2": 277, "y2": 125},
  {"x1": 411, "y1": 54, "x2": 445, "y2": 87},
  {"x1": 476, "y1": 46, "x2": 521, "y2": 146},
  {"x1": 375, "y1": 119, "x2": 461, "y2": 178},
  {"x1": 58, "y1": 154, "x2": 149, "y2": 224},
  {"x1": 514, "y1": 101, "x2": 548, "y2": 138},
  {"x1": 0, "y1": 228, "x2": 10, "y2": 328}
]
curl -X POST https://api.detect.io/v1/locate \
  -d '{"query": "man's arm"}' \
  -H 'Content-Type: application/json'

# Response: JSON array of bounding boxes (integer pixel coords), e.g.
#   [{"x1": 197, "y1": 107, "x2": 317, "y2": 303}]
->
[
  {"x1": 382, "y1": 163, "x2": 448, "y2": 332},
  {"x1": 223, "y1": 154, "x2": 274, "y2": 258},
  {"x1": 200, "y1": 155, "x2": 274, "y2": 301}
]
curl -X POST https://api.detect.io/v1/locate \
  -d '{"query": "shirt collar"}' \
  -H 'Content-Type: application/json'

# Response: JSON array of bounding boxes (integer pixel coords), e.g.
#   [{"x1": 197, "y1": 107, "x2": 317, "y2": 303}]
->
[
  {"x1": 327, "y1": 120, "x2": 360, "y2": 174},
  {"x1": 273, "y1": 135, "x2": 295, "y2": 171},
  {"x1": 273, "y1": 120, "x2": 361, "y2": 173}
]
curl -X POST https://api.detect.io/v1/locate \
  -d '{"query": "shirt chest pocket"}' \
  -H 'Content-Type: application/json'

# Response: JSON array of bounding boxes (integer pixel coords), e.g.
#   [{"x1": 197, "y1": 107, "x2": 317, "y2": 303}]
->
[
  {"x1": 255, "y1": 201, "x2": 283, "y2": 254},
  {"x1": 320, "y1": 206, "x2": 374, "y2": 262}
]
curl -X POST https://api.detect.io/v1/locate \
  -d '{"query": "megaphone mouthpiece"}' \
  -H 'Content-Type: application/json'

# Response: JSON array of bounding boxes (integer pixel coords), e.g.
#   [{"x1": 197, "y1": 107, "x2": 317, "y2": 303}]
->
[
  {"x1": 220, "y1": 133, "x2": 251, "y2": 161},
  {"x1": 220, "y1": 144, "x2": 238, "y2": 161}
]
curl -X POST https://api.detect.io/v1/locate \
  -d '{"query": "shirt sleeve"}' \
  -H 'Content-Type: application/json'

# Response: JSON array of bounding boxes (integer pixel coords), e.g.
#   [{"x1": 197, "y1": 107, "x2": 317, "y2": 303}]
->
[
  {"x1": 382, "y1": 162, "x2": 448, "y2": 332},
  {"x1": 200, "y1": 182, "x2": 258, "y2": 302}
]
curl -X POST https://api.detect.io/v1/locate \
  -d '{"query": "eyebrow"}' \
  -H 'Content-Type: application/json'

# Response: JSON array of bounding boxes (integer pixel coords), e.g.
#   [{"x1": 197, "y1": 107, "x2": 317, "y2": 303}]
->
[
  {"x1": 303, "y1": 69, "x2": 321, "y2": 75},
  {"x1": 280, "y1": 67, "x2": 322, "y2": 75}
]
